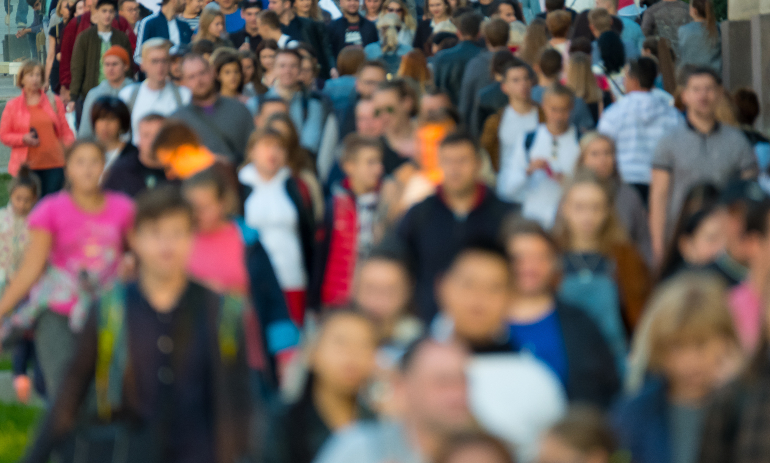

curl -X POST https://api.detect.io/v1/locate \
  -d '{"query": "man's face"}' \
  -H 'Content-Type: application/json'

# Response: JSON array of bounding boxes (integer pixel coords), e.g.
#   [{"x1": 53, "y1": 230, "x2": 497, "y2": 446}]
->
[
  {"x1": 268, "y1": 0, "x2": 289, "y2": 15},
  {"x1": 275, "y1": 53, "x2": 300, "y2": 88},
  {"x1": 130, "y1": 212, "x2": 194, "y2": 279},
  {"x1": 356, "y1": 66, "x2": 386, "y2": 98},
  {"x1": 141, "y1": 48, "x2": 170, "y2": 83},
  {"x1": 173, "y1": 0, "x2": 185, "y2": 13},
  {"x1": 438, "y1": 141, "x2": 480, "y2": 196},
  {"x1": 242, "y1": 6, "x2": 260, "y2": 28},
  {"x1": 255, "y1": 101, "x2": 288, "y2": 129},
  {"x1": 137, "y1": 119, "x2": 164, "y2": 166},
  {"x1": 682, "y1": 74, "x2": 719, "y2": 119},
  {"x1": 439, "y1": 252, "x2": 511, "y2": 344},
  {"x1": 95, "y1": 4, "x2": 116, "y2": 27},
  {"x1": 542, "y1": 93, "x2": 572, "y2": 132},
  {"x1": 419, "y1": 93, "x2": 451, "y2": 120},
  {"x1": 507, "y1": 234, "x2": 556, "y2": 296},
  {"x1": 341, "y1": 0, "x2": 359, "y2": 15},
  {"x1": 372, "y1": 88, "x2": 406, "y2": 132},
  {"x1": 398, "y1": 343, "x2": 472, "y2": 434},
  {"x1": 103, "y1": 55, "x2": 127, "y2": 83},
  {"x1": 354, "y1": 259, "x2": 411, "y2": 323},
  {"x1": 119, "y1": 0, "x2": 139, "y2": 24},
  {"x1": 342, "y1": 147, "x2": 383, "y2": 193},
  {"x1": 181, "y1": 58, "x2": 216, "y2": 100},
  {"x1": 496, "y1": 3, "x2": 515, "y2": 22},
  {"x1": 355, "y1": 100, "x2": 385, "y2": 138},
  {"x1": 185, "y1": 0, "x2": 205, "y2": 13},
  {"x1": 501, "y1": 67, "x2": 532, "y2": 102}
]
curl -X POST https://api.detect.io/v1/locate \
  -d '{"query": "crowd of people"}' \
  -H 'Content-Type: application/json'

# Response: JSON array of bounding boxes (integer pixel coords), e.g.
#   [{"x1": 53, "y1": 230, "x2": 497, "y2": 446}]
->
[{"x1": 0, "y1": 0, "x2": 768, "y2": 461}]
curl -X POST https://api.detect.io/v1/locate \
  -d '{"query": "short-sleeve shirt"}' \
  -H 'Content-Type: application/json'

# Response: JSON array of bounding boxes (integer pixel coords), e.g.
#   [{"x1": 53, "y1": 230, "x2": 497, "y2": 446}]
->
[
  {"x1": 27, "y1": 191, "x2": 135, "y2": 314},
  {"x1": 652, "y1": 121, "x2": 757, "y2": 239}
]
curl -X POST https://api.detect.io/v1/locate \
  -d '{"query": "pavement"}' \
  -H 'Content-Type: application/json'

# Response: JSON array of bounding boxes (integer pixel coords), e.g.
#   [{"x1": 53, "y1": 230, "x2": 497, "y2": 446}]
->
[{"x1": 0, "y1": 75, "x2": 19, "y2": 173}]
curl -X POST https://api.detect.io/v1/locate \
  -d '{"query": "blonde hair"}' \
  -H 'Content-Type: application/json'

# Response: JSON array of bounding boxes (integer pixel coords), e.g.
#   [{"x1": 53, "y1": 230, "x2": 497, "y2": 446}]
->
[
  {"x1": 565, "y1": 52, "x2": 602, "y2": 104},
  {"x1": 16, "y1": 59, "x2": 44, "y2": 88},
  {"x1": 626, "y1": 272, "x2": 739, "y2": 393},
  {"x1": 141, "y1": 37, "x2": 172, "y2": 61},
  {"x1": 575, "y1": 131, "x2": 620, "y2": 179},
  {"x1": 381, "y1": 0, "x2": 416, "y2": 31},
  {"x1": 552, "y1": 170, "x2": 628, "y2": 255},
  {"x1": 196, "y1": 9, "x2": 225, "y2": 42}
]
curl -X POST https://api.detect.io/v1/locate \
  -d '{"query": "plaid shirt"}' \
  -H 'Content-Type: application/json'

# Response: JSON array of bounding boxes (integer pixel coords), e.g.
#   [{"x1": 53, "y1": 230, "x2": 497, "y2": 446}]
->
[
  {"x1": 700, "y1": 351, "x2": 770, "y2": 463},
  {"x1": 597, "y1": 90, "x2": 682, "y2": 184}
]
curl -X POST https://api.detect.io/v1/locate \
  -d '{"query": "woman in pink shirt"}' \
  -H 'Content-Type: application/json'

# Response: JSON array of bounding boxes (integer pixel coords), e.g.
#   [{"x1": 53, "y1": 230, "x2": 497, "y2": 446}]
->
[{"x1": 0, "y1": 140, "x2": 134, "y2": 397}]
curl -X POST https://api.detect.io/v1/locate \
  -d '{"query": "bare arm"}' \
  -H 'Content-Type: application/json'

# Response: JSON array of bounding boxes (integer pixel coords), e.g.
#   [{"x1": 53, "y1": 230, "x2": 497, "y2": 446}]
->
[
  {"x1": 649, "y1": 168, "x2": 670, "y2": 268},
  {"x1": 0, "y1": 230, "x2": 52, "y2": 318},
  {"x1": 44, "y1": 35, "x2": 56, "y2": 88}
]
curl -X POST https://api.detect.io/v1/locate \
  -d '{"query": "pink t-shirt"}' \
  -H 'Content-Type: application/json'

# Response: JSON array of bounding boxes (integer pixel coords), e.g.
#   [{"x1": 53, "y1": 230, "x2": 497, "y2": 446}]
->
[
  {"x1": 729, "y1": 282, "x2": 762, "y2": 354},
  {"x1": 188, "y1": 221, "x2": 249, "y2": 294},
  {"x1": 27, "y1": 191, "x2": 135, "y2": 315}
]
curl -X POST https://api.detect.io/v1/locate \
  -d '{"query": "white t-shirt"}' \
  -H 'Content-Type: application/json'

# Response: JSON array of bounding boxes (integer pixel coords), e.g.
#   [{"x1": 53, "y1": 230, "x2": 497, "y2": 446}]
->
[
  {"x1": 498, "y1": 106, "x2": 539, "y2": 169},
  {"x1": 167, "y1": 19, "x2": 180, "y2": 48},
  {"x1": 119, "y1": 81, "x2": 192, "y2": 144},
  {"x1": 97, "y1": 31, "x2": 112, "y2": 43}
]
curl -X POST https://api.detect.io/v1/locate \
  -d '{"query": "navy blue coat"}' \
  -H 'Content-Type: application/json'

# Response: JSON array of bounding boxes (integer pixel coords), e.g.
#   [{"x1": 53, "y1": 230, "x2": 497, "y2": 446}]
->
[
  {"x1": 432, "y1": 40, "x2": 485, "y2": 106},
  {"x1": 134, "y1": 13, "x2": 194, "y2": 63},
  {"x1": 612, "y1": 378, "x2": 672, "y2": 463}
]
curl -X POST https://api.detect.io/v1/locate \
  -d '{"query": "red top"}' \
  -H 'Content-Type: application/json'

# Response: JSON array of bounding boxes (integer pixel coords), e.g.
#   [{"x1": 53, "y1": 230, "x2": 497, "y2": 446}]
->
[{"x1": 27, "y1": 103, "x2": 65, "y2": 170}]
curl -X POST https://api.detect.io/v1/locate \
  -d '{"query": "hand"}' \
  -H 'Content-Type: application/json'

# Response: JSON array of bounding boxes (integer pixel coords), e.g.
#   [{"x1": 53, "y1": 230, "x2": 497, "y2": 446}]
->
[
  {"x1": 15, "y1": 28, "x2": 29, "y2": 38},
  {"x1": 65, "y1": 101, "x2": 75, "y2": 113},
  {"x1": 13, "y1": 375, "x2": 31, "y2": 404},
  {"x1": 60, "y1": 86, "x2": 70, "y2": 106},
  {"x1": 526, "y1": 158, "x2": 550, "y2": 175},
  {"x1": 22, "y1": 132, "x2": 39, "y2": 147},
  {"x1": 330, "y1": 68, "x2": 339, "y2": 79},
  {"x1": 238, "y1": 41, "x2": 250, "y2": 52}
]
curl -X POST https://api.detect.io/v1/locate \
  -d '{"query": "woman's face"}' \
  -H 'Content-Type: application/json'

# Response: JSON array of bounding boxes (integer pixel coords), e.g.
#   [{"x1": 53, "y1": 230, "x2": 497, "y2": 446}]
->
[
  {"x1": 208, "y1": 15, "x2": 224, "y2": 38},
  {"x1": 9, "y1": 185, "x2": 36, "y2": 218},
  {"x1": 249, "y1": 139, "x2": 287, "y2": 178},
  {"x1": 384, "y1": 0, "x2": 404, "y2": 18},
  {"x1": 60, "y1": 1, "x2": 71, "y2": 20},
  {"x1": 260, "y1": 48, "x2": 276, "y2": 71},
  {"x1": 218, "y1": 61, "x2": 242, "y2": 94},
  {"x1": 364, "y1": 0, "x2": 382, "y2": 15},
  {"x1": 311, "y1": 315, "x2": 377, "y2": 396},
  {"x1": 65, "y1": 144, "x2": 105, "y2": 193},
  {"x1": 74, "y1": 0, "x2": 84, "y2": 15},
  {"x1": 185, "y1": 185, "x2": 225, "y2": 233},
  {"x1": 428, "y1": 0, "x2": 446, "y2": 18},
  {"x1": 581, "y1": 138, "x2": 616, "y2": 180},
  {"x1": 93, "y1": 115, "x2": 122, "y2": 143},
  {"x1": 679, "y1": 211, "x2": 727, "y2": 266},
  {"x1": 22, "y1": 67, "x2": 43, "y2": 92},
  {"x1": 299, "y1": 58, "x2": 315, "y2": 86},
  {"x1": 241, "y1": 57, "x2": 255, "y2": 83},
  {"x1": 561, "y1": 183, "x2": 609, "y2": 244},
  {"x1": 294, "y1": 0, "x2": 311, "y2": 15}
]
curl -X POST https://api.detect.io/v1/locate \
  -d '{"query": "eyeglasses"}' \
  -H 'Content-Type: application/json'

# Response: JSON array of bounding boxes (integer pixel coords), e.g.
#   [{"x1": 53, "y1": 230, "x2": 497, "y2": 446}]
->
[
  {"x1": 386, "y1": 7, "x2": 402, "y2": 12},
  {"x1": 374, "y1": 106, "x2": 395, "y2": 117}
]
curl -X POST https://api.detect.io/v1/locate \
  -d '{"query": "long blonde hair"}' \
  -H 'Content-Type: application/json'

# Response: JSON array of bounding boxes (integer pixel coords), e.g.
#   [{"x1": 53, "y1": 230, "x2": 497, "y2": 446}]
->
[
  {"x1": 196, "y1": 9, "x2": 225, "y2": 42},
  {"x1": 565, "y1": 52, "x2": 602, "y2": 105},
  {"x1": 552, "y1": 170, "x2": 628, "y2": 256}
]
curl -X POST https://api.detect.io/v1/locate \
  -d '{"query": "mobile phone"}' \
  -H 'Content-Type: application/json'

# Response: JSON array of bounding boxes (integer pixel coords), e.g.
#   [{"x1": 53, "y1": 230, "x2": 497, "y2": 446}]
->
[{"x1": 29, "y1": 128, "x2": 38, "y2": 139}]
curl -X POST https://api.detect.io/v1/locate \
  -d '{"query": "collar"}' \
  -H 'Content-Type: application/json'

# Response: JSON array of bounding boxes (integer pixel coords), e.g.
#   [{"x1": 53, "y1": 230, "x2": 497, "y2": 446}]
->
[
  {"x1": 685, "y1": 114, "x2": 721, "y2": 135},
  {"x1": 436, "y1": 183, "x2": 487, "y2": 210}
]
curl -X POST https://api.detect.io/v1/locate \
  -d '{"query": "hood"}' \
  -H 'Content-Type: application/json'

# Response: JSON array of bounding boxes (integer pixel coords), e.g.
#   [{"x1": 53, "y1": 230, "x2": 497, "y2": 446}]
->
[{"x1": 625, "y1": 91, "x2": 675, "y2": 124}]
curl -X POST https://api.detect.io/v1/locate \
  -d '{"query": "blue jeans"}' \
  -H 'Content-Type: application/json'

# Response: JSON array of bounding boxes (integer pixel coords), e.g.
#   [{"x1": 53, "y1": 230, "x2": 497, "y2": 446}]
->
[
  {"x1": 4, "y1": 0, "x2": 28, "y2": 25},
  {"x1": 32, "y1": 167, "x2": 65, "y2": 197}
]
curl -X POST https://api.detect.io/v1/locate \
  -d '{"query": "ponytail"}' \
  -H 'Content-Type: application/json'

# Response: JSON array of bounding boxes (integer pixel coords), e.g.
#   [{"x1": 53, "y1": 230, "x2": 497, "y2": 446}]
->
[
  {"x1": 693, "y1": 0, "x2": 718, "y2": 42},
  {"x1": 10, "y1": 164, "x2": 41, "y2": 198}
]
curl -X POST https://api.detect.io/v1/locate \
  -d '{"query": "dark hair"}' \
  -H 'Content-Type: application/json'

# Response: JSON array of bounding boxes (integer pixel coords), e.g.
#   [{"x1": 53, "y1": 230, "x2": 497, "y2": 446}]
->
[
  {"x1": 238, "y1": 49, "x2": 268, "y2": 95},
  {"x1": 452, "y1": 5, "x2": 473, "y2": 18},
  {"x1": 190, "y1": 39, "x2": 215, "y2": 56},
  {"x1": 245, "y1": 126, "x2": 290, "y2": 159},
  {"x1": 457, "y1": 12, "x2": 483, "y2": 38},
  {"x1": 423, "y1": 0, "x2": 451, "y2": 20},
  {"x1": 212, "y1": 50, "x2": 244, "y2": 93},
  {"x1": 691, "y1": 0, "x2": 717, "y2": 41},
  {"x1": 684, "y1": 65, "x2": 722, "y2": 87},
  {"x1": 734, "y1": 88, "x2": 760, "y2": 125},
  {"x1": 376, "y1": 79, "x2": 419, "y2": 117},
  {"x1": 435, "y1": 433, "x2": 516, "y2": 463},
  {"x1": 10, "y1": 164, "x2": 41, "y2": 198},
  {"x1": 256, "y1": 96, "x2": 288, "y2": 116},
  {"x1": 264, "y1": 112, "x2": 314, "y2": 175},
  {"x1": 337, "y1": 46, "x2": 366, "y2": 76},
  {"x1": 659, "y1": 183, "x2": 721, "y2": 280},
  {"x1": 500, "y1": 216, "x2": 560, "y2": 254},
  {"x1": 95, "y1": 0, "x2": 115, "y2": 10},
  {"x1": 627, "y1": 57, "x2": 657, "y2": 90},
  {"x1": 446, "y1": 239, "x2": 510, "y2": 276},
  {"x1": 258, "y1": 9, "x2": 282, "y2": 29},
  {"x1": 569, "y1": 36, "x2": 592, "y2": 54},
  {"x1": 134, "y1": 185, "x2": 194, "y2": 230},
  {"x1": 539, "y1": 48, "x2": 563, "y2": 78},
  {"x1": 546, "y1": 10, "x2": 571, "y2": 38},
  {"x1": 642, "y1": 37, "x2": 658, "y2": 57},
  {"x1": 341, "y1": 133, "x2": 382, "y2": 164},
  {"x1": 596, "y1": 31, "x2": 625, "y2": 74},
  {"x1": 240, "y1": 0, "x2": 262, "y2": 10},
  {"x1": 491, "y1": 49, "x2": 516, "y2": 76},
  {"x1": 547, "y1": 406, "x2": 618, "y2": 456},
  {"x1": 439, "y1": 131, "x2": 480, "y2": 157},
  {"x1": 492, "y1": 0, "x2": 524, "y2": 22},
  {"x1": 545, "y1": 0, "x2": 564, "y2": 11},
  {"x1": 433, "y1": 32, "x2": 459, "y2": 52},
  {"x1": 502, "y1": 56, "x2": 534, "y2": 81},
  {"x1": 139, "y1": 113, "x2": 166, "y2": 125},
  {"x1": 182, "y1": 163, "x2": 239, "y2": 215},
  {"x1": 90, "y1": 96, "x2": 131, "y2": 135},
  {"x1": 484, "y1": 17, "x2": 510, "y2": 47},
  {"x1": 745, "y1": 198, "x2": 770, "y2": 236},
  {"x1": 358, "y1": 59, "x2": 388, "y2": 75}
]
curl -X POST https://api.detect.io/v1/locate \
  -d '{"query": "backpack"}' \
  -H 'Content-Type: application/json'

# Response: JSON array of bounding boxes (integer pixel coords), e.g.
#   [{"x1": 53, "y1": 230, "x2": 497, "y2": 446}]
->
[
  {"x1": 522, "y1": 127, "x2": 581, "y2": 164},
  {"x1": 125, "y1": 81, "x2": 183, "y2": 114}
]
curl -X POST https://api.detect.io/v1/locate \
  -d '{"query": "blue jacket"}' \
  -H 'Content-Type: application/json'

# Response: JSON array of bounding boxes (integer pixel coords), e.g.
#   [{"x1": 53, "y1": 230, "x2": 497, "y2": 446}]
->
[
  {"x1": 432, "y1": 40, "x2": 485, "y2": 106},
  {"x1": 612, "y1": 378, "x2": 672, "y2": 463},
  {"x1": 134, "y1": 13, "x2": 194, "y2": 64}
]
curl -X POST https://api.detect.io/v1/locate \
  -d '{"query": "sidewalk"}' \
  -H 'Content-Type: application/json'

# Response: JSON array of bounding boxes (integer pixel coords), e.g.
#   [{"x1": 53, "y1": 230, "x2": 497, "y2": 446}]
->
[{"x1": 0, "y1": 74, "x2": 20, "y2": 172}]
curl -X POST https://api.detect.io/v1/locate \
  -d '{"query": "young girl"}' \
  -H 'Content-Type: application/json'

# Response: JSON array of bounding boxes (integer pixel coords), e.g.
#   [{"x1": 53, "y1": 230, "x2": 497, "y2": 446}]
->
[
  {"x1": 362, "y1": 0, "x2": 383, "y2": 22},
  {"x1": 195, "y1": 9, "x2": 233, "y2": 49},
  {"x1": 539, "y1": 406, "x2": 619, "y2": 463},
  {"x1": 257, "y1": 39, "x2": 278, "y2": 87},
  {"x1": 90, "y1": 95, "x2": 135, "y2": 176},
  {"x1": 213, "y1": 50, "x2": 248, "y2": 103},
  {"x1": 0, "y1": 140, "x2": 134, "y2": 398},
  {"x1": 576, "y1": 132, "x2": 652, "y2": 264},
  {"x1": 239, "y1": 50, "x2": 268, "y2": 98},
  {"x1": 553, "y1": 171, "x2": 651, "y2": 372},
  {"x1": 239, "y1": 128, "x2": 315, "y2": 327},
  {"x1": 413, "y1": 0, "x2": 451, "y2": 52},
  {"x1": 265, "y1": 311, "x2": 377, "y2": 463},
  {"x1": 615, "y1": 273, "x2": 742, "y2": 463}
]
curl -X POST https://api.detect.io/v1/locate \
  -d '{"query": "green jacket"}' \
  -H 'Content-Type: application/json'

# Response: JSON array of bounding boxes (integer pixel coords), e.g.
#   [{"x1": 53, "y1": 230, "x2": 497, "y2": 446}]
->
[{"x1": 70, "y1": 26, "x2": 132, "y2": 100}]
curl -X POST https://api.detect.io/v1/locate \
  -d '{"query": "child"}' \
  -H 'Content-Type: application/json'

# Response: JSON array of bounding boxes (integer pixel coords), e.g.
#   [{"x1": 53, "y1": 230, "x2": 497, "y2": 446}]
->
[
  {"x1": 0, "y1": 140, "x2": 134, "y2": 400},
  {"x1": 614, "y1": 273, "x2": 742, "y2": 463},
  {"x1": 23, "y1": 186, "x2": 251, "y2": 463},
  {"x1": 539, "y1": 406, "x2": 619, "y2": 463},
  {"x1": 311, "y1": 134, "x2": 384, "y2": 309},
  {"x1": 238, "y1": 128, "x2": 315, "y2": 326},
  {"x1": 553, "y1": 171, "x2": 651, "y2": 372},
  {"x1": 183, "y1": 165, "x2": 300, "y2": 392}
]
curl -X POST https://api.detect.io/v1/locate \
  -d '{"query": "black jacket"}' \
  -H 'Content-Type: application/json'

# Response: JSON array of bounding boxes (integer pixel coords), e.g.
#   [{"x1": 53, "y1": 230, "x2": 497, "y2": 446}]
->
[
  {"x1": 432, "y1": 40, "x2": 486, "y2": 106},
  {"x1": 412, "y1": 19, "x2": 433, "y2": 53},
  {"x1": 327, "y1": 15, "x2": 378, "y2": 61}
]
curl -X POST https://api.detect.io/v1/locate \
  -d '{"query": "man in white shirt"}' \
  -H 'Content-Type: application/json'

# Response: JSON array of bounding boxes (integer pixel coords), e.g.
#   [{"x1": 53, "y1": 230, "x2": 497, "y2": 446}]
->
[
  {"x1": 257, "y1": 10, "x2": 297, "y2": 48},
  {"x1": 497, "y1": 83, "x2": 580, "y2": 204},
  {"x1": 133, "y1": 0, "x2": 190, "y2": 64},
  {"x1": 120, "y1": 38, "x2": 191, "y2": 144}
]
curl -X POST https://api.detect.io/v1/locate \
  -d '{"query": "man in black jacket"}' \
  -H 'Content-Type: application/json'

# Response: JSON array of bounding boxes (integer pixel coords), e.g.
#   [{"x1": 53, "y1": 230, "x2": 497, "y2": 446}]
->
[
  {"x1": 503, "y1": 219, "x2": 620, "y2": 409},
  {"x1": 396, "y1": 132, "x2": 516, "y2": 324},
  {"x1": 327, "y1": 0, "x2": 377, "y2": 63},
  {"x1": 268, "y1": 0, "x2": 334, "y2": 77},
  {"x1": 432, "y1": 12, "x2": 484, "y2": 106}
]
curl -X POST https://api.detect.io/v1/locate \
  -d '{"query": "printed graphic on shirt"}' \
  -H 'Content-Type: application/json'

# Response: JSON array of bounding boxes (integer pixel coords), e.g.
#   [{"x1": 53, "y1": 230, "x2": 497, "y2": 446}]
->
[{"x1": 344, "y1": 26, "x2": 363, "y2": 46}]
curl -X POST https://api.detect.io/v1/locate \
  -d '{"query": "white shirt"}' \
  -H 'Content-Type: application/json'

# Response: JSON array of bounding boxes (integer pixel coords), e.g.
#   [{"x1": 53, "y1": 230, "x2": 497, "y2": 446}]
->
[
  {"x1": 97, "y1": 31, "x2": 112, "y2": 43},
  {"x1": 239, "y1": 165, "x2": 307, "y2": 289},
  {"x1": 498, "y1": 106, "x2": 539, "y2": 169},
  {"x1": 496, "y1": 124, "x2": 580, "y2": 204},
  {"x1": 119, "y1": 81, "x2": 192, "y2": 144},
  {"x1": 277, "y1": 34, "x2": 299, "y2": 49},
  {"x1": 167, "y1": 19, "x2": 180, "y2": 49}
]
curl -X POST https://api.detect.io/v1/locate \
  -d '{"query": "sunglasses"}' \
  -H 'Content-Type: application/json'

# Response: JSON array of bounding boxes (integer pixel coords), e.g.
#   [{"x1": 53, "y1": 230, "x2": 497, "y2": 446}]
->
[
  {"x1": 386, "y1": 6, "x2": 402, "y2": 12},
  {"x1": 374, "y1": 106, "x2": 396, "y2": 117}
]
